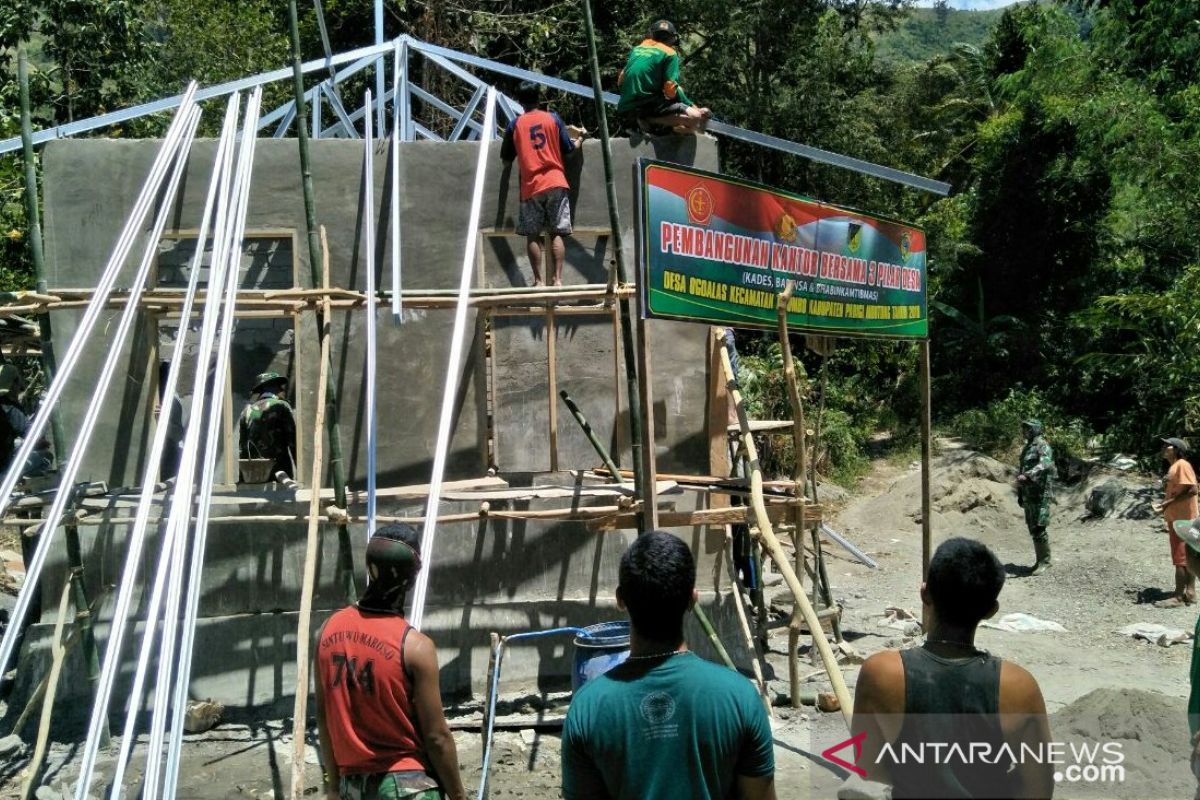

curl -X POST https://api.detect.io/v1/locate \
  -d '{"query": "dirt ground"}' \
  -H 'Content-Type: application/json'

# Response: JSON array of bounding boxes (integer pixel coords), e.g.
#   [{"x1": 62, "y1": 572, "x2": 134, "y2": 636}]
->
[{"x1": 3, "y1": 444, "x2": 1197, "y2": 798}]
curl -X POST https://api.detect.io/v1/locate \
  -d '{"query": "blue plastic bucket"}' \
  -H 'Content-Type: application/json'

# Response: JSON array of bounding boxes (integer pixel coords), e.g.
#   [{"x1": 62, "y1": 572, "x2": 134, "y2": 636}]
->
[{"x1": 572, "y1": 621, "x2": 631, "y2": 691}]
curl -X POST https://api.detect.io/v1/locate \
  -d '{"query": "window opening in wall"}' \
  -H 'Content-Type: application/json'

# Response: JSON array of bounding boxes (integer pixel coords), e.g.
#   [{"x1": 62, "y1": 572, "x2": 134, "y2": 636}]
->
[{"x1": 154, "y1": 231, "x2": 300, "y2": 485}]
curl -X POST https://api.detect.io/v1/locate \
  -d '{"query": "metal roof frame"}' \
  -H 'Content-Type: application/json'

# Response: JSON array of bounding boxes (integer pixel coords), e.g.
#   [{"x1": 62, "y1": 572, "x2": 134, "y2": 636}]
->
[{"x1": 0, "y1": 33, "x2": 951, "y2": 195}]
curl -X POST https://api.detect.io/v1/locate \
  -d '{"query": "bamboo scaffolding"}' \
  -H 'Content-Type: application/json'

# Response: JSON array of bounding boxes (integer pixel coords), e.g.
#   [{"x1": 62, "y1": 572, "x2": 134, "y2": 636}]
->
[
  {"x1": 5, "y1": 284, "x2": 638, "y2": 317},
  {"x1": 714, "y1": 329, "x2": 852, "y2": 727},
  {"x1": 6, "y1": 489, "x2": 814, "y2": 533},
  {"x1": 2, "y1": 475, "x2": 676, "y2": 514}
]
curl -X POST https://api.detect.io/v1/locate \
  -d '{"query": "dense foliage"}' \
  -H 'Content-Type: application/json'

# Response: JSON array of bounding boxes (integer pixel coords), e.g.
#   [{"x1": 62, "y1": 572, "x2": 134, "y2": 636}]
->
[{"x1": 0, "y1": 0, "x2": 1196, "y2": 479}]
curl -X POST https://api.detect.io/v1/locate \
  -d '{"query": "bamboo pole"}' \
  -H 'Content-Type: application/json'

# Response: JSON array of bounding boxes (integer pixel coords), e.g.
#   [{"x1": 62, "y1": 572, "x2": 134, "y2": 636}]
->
[
  {"x1": 775, "y1": 287, "x2": 814, "y2": 707},
  {"x1": 481, "y1": 632, "x2": 500, "y2": 760},
  {"x1": 691, "y1": 602, "x2": 735, "y2": 670},
  {"x1": 20, "y1": 52, "x2": 108, "y2": 736},
  {"x1": 10, "y1": 499, "x2": 816, "y2": 530},
  {"x1": 592, "y1": 500, "x2": 818, "y2": 531},
  {"x1": 714, "y1": 329, "x2": 851, "y2": 726},
  {"x1": 289, "y1": 242, "x2": 334, "y2": 800},
  {"x1": 17, "y1": 48, "x2": 66, "y2": 458},
  {"x1": 63, "y1": 514, "x2": 107, "y2": 746},
  {"x1": 20, "y1": 577, "x2": 74, "y2": 800},
  {"x1": 559, "y1": 390, "x2": 622, "y2": 479},
  {"x1": 0, "y1": 285, "x2": 638, "y2": 317},
  {"x1": 581, "y1": 0, "x2": 644, "y2": 514},
  {"x1": 920, "y1": 340, "x2": 933, "y2": 580},
  {"x1": 806, "y1": 359, "x2": 842, "y2": 643},
  {"x1": 724, "y1": 536, "x2": 772, "y2": 714},
  {"x1": 289, "y1": 0, "x2": 349, "y2": 521}
]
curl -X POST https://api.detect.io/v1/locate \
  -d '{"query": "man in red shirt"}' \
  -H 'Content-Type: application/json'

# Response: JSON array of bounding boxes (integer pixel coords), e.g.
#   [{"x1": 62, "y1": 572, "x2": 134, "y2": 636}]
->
[
  {"x1": 315, "y1": 524, "x2": 466, "y2": 800},
  {"x1": 500, "y1": 80, "x2": 582, "y2": 287}
]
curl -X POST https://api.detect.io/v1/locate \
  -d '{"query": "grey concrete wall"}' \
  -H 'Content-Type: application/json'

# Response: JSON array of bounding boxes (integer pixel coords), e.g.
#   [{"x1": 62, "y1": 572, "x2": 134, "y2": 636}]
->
[{"x1": 17, "y1": 133, "x2": 734, "y2": 717}]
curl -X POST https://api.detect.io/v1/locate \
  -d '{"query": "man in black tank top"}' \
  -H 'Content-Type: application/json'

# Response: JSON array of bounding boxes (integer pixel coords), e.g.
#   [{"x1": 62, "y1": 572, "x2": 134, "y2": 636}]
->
[{"x1": 851, "y1": 538, "x2": 1054, "y2": 798}]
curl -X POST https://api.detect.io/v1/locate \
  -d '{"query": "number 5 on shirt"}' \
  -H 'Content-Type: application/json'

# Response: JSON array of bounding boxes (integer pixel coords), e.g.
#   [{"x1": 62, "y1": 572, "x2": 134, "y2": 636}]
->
[{"x1": 529, "y1": 123, "x2": 547, "y2": 150}]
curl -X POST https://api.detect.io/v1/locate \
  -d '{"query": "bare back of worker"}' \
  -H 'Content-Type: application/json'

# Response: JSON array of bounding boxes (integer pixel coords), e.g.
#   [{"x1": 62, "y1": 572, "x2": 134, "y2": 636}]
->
[{"x1": 851, "y1": 538, "x2": 1053, "y2": 799}]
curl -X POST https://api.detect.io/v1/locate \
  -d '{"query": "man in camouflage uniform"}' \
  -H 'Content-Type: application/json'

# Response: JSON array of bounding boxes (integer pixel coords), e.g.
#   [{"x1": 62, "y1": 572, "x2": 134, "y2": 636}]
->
[
  {"x1": 238, "y1": 372, "x2": 296, "y2": 481},
  {"x1": 1016, "y1": 419, "x2": 1056, "y2": 575}
]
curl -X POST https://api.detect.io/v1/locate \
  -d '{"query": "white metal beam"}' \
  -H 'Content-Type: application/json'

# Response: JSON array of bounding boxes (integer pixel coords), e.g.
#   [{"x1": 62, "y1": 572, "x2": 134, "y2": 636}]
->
[
  {"x1": 0, "y1": 40, "x2": 398, "y2": 156},
  {"x1": 408, "y1": 88, "x2": 496, "y2": 629}
]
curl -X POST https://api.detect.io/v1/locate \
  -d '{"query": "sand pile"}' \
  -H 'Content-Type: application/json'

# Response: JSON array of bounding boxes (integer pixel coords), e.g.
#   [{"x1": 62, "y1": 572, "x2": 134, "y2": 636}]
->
[
  {"x1": 1050, "y1": 687, "x2": 1193, "y2": 798},
  {"x1": 843, "y1": 450, "x2": 1026, "y2": 540}
]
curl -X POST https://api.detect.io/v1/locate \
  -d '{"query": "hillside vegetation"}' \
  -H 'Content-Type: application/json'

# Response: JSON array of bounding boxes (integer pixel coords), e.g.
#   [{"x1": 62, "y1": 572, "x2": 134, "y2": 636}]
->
[{"x1": 874, "y1": 7, "x2": 1005, "y2": 64}]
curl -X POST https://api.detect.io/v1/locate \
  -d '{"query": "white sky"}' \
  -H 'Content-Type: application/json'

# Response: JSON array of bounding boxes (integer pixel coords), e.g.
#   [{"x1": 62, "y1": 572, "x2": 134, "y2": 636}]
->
[{"x1": 913, "y1": 0, "x2": 1021, "y2": 9}]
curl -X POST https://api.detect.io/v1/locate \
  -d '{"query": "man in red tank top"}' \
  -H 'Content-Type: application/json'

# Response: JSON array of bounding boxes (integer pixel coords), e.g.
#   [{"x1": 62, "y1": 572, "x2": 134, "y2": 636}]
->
[
  {"x1": 500, "y1": 80, "x2": 583, "y2": 287},
  {"x1": 315, "y1": 524, "x2": 466, "y2": 800}
]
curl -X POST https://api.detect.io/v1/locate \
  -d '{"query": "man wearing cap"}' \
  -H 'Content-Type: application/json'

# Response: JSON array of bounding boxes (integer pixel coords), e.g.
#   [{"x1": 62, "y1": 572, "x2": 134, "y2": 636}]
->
[
  {"x1": 238, "y1": 371, "x2": 296, "y2": 481},
  {"x1": 617, "y1": 20, "x2": 712, "y2": 135},
  {"x1": 1154, "y1": 437, "x2": 1198, "y2": 607},
  {"x1": 315, "y1": 523, "x2": 466, "y2": 800},
  {"x1": 1016, "y1": 419, "x2": 1056, "y2": 575}
]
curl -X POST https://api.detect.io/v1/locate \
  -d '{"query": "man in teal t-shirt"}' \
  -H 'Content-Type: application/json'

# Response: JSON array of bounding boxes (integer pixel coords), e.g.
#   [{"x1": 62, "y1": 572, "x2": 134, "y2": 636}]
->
[{"x1": 562, "y1": 531, "x2": 776, "y2": 800}]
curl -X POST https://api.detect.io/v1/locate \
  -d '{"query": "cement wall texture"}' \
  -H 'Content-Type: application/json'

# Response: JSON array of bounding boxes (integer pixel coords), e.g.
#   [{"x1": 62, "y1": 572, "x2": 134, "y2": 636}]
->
[{"x1": 11, "y1": 133, "x2": 736, "y2": 719}]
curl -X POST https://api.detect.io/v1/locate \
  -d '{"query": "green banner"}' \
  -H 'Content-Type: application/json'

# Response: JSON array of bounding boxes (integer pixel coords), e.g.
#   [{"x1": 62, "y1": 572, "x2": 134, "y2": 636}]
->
[{"x1": 637, "y1": 160, "x2": 928, "y2": 339}]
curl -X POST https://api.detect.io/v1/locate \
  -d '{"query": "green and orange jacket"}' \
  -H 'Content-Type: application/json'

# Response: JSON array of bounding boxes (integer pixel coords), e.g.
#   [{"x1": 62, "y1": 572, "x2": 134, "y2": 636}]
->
[{"x1": 616, "y1": 39, "x2": 694, "y2": 113}]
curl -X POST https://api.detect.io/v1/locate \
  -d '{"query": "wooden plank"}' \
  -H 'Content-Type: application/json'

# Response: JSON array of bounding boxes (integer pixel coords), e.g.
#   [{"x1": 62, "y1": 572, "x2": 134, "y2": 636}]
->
[
  {"x1": 479, "y1": 225, "x2": 612, "y2": 237},
  {"x1": 223, "y1": 357, "x2": 235, "y2": 485},
  {"x1": 635, "y1": 316, "x2": 658, "y2": 531},
  {"x1": 588, "y1": 467, "x2": 802, "y2": 492},
  {"x1": 69, "y1": 475, "x2": 514, "y2": 512},
  {"x1": 707, "y1": 329, "x2": 731, "y2": 510},
  {"x1": 441, "y1": 480, "x2": 676, "y2": 502},
  {"x1": 727, "y1": 420, "x2": 797, "y2": 434},
  {"x1": 590, "y1": 501, "x2": 820, "y2": 531}
]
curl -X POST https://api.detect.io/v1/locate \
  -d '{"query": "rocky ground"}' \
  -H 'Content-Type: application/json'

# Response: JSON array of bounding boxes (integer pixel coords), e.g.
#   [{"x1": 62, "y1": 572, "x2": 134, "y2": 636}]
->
[{"x1": 1, "y1": 444, "x2": 1196, "y2": 798}]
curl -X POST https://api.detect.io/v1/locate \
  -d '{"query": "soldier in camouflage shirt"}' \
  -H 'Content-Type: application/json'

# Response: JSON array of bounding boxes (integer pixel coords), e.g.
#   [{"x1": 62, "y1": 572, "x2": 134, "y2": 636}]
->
[
  {"x1": 238, "y1": 372, "x2": 296, "y2": 481},
  {"x1": 1016, "y1": 419, "x2": 1056, "y2": 575}
]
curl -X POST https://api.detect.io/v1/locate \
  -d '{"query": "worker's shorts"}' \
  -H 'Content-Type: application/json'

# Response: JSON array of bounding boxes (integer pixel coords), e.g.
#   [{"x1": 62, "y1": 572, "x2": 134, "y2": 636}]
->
[
  {"x1": 339, "y1": 770, "x2": 441, "y2": 800},
  {"x1": 517, "y1": 187, "x2": 572, "y2": 237},
  {"x1": 622, "y1": 100, "x2": 692, "y2": 134},
  {"x1": 631, "y1": 99, "x2": 690, "y2": 119},
  {"x1": 1168, "y1": 521, "x2": 1190, "y2": 567}
]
